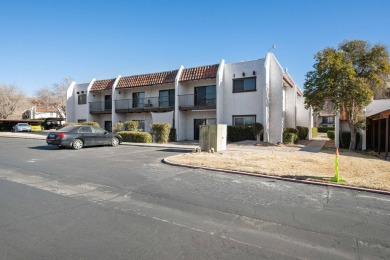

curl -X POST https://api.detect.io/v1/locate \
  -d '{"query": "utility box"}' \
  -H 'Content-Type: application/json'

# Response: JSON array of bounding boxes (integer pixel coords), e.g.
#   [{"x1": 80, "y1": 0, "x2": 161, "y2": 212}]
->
[{"x1": 199, "y1": 124, "x2": 227, "y2": 152}]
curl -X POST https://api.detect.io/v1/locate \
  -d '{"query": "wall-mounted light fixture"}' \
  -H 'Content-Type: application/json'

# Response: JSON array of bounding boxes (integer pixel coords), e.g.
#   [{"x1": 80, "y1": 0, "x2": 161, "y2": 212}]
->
[
  {"x1": 233, "y1": 74, "x2": 235, "y2": 78},
  {"x1": 81, "y1": 91, "x2": 85, "y2": 94},
  {"x1": 242, "y1": 72, "x2": 245, "y2": 77},
  {"x1": 93, "y1": 94, "x2": 95, "y2": 97},
  {"x1": 253, "y1": 71, "x2": 256, "y2": 76},
  {"x1": 76, "y1": 92, "x2": 80, "y2": 94},
  {"x1": 118, "y1": 91, "x2": 121, "y2": 94}
]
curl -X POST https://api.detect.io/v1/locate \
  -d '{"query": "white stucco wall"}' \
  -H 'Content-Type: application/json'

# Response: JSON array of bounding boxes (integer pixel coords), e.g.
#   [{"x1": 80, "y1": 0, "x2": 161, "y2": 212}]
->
[
  {"x1": 296, "y1": 93, "x2": 313, "y2": 139},
  {"x1": 221, "y1": 59, "x2": 265, "y2": 126},
  {"x1": 176, "y1": 78, "x2": 217, "y2": 141},
  {"x1": 178, "y1": 110, "x2": 216, "y2": 140},
  {"x1": 268, "y1": 54, "x2": 284, "y2": 143},
  {"x1": 67, "y1": 82, "x2": 89, "y2": 123},
  {"x1": 284, "y1": 82, "x2": 296, "y2": 128}
]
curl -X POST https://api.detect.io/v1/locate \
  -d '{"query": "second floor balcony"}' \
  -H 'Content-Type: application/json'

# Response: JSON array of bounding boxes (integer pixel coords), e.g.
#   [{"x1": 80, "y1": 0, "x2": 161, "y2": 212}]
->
[
  {"x1": 178, "y1": 94, "x2": 216, "y2": 111},
  {"x1": 115, "y1": 97, "x2": 174, "y2": 113},
  {"x1": 89, "y1": 101, "x2": 112, "y2": 114}
]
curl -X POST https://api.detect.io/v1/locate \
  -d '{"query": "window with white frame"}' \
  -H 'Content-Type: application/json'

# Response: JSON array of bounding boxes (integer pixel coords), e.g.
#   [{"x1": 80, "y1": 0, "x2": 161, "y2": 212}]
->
[{"x1": 233, "y1": 115, "x2": 256, "y2": 126}]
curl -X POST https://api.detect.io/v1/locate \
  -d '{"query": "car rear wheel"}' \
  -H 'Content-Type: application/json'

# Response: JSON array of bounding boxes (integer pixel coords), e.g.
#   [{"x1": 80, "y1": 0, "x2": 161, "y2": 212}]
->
[
  {"x1": 72, "y1": 139, "x2": 83, "y2": 150},
  {"x1": 111, "y1": 137, "x2": 119, "y2": 147}
]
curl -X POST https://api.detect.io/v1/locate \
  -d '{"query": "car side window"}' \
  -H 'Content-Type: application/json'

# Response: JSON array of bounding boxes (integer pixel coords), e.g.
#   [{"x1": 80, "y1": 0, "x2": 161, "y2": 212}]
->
[
  {"x1": 92, "y1": 126, "x2": 106, "y2": 134},
  {"x1": 78, "y1": 126, "x2": 92, "y2": 133}
]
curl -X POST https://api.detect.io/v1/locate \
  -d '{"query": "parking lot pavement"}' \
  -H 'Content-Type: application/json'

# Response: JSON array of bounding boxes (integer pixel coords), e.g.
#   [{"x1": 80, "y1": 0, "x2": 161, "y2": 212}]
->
[{"x1": 0, "y1": 137, "x2": 390, "y2": 259}]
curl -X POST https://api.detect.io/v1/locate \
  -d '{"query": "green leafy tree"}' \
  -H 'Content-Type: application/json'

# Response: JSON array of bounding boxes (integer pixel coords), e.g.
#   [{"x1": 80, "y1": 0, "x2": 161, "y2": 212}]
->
[{"x1": 304, "y1": 40, "x2": 390, "y2": 150}]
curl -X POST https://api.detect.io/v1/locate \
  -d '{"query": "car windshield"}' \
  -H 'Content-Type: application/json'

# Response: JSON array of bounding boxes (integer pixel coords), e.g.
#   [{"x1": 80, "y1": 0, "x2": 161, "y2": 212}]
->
[
  {"x1": 18, "y1": 123, "x2": 29, "y2": 126},
  {"x1": 57, "y1": 126, "x2": 78, "y2": 132}
]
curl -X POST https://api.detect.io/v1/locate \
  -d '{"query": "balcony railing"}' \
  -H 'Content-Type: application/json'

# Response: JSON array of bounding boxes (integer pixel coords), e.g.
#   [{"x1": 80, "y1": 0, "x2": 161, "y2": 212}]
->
[
  {"x1": 89, "y1": 101, "x2": 112, "y2": 114},
  {"x1": 115, "y1": 97, "x2": 174, "y2": 113},
  {"x1": 178, "y1": 94, "x2": 216, "y2": 111}
]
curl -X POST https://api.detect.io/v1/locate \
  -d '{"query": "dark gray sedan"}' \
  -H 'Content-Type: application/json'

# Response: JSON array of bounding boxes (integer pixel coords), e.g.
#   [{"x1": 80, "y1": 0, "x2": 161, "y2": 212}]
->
[{"x1": 46, "y1": 125, "x2": 122, "y2": 150}]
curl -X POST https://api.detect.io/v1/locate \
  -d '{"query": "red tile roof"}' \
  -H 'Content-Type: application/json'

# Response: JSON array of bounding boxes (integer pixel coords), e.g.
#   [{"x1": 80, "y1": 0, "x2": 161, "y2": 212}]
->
[
  {"x1": 180, "y1": 64, "x2": 219, "y2": 82},
  {"x1": 283, "y1": 73, "x2": 295, "y2": 88},
  {"x1": 117, "y1": 70, "x2": 178, "y2": 89},
  {"x1": 90, "y1": 78, "x2": 116, "y2": 92}
]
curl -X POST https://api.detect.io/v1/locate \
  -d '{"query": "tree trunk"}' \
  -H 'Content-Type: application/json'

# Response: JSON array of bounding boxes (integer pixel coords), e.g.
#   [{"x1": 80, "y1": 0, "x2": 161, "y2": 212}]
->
[{"x1": 349, "y1": 123, "x2": 357, "y2": 151}]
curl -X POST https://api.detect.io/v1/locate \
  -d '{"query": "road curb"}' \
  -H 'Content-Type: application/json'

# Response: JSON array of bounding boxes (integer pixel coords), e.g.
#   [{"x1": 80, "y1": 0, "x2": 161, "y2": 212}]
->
[{"x1": 163, "y1": 155, "x2": 390, "y2": 196}]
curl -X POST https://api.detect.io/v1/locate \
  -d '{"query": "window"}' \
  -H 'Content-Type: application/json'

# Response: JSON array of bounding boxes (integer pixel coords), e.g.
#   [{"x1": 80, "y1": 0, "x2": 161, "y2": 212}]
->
[
  {"x1": 92, "y1": 126, "x2": 106, "y2": 134},
  {"x1": 159, "y1": 89, "x2": 175, "y2": 107},
  {"x1": 233, "y1": 115, "x2": 256, "y2": 126},
  {"x1": 322, "y1": 116, "x2": 334, "y2": 124},
  {"x1": 233, "y1": 77, "x2": 256, "y2": 93},
  {"x1": 195, "y1": 85, "x2": 216, "y2": 106},
  {"x1": 132, "y1": 92, "x2": 145, "y2": 108},
  {"x1": 78, "y1": 94, "x2": 87, "y2": 105}
]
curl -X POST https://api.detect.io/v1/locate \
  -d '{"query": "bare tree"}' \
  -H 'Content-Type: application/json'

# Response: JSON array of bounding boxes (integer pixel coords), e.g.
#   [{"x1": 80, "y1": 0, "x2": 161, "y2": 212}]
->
[
  {"x1": 0, "y1": 84, "x2": 26, "y2": 119},
  {"x1": 35, "y1": 78, "x2": 72, "y2": 119}
]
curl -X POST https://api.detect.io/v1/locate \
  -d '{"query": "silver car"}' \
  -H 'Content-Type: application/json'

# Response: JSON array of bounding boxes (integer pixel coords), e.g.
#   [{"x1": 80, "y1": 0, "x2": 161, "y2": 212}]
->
[{"x1": 13, "y1": 123, "x2": 32, "y2": 132}]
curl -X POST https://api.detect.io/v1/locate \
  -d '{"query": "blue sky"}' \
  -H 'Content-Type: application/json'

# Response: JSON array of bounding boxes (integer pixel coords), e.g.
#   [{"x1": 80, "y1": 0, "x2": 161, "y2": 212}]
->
[{"x1": 1, "y1": 0, "x2": 389, "y2": 96}]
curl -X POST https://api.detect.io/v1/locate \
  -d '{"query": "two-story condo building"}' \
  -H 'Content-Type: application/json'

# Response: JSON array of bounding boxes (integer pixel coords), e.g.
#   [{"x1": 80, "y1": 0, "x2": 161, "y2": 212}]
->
[{"x1": 66, "y1": 53, "x2": 313, "y2": 143}]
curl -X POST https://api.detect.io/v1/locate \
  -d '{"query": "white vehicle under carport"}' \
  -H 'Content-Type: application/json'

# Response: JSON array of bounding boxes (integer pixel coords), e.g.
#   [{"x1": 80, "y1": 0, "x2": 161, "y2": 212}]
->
[{"x1": 12, "y1": 123, "x2": 32, "y2": 132}]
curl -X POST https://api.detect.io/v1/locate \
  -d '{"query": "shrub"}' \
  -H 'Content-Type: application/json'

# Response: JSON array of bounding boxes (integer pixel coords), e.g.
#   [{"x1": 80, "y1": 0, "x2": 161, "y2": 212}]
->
[
  {"x1": 327, "y1": 130, "x2": 335, "y2": 140},
  {"x1": 296, "y1": 126, "x2": 309, "y2": 140},
  {"x1": 283, "y1": 133, "x2": 298, "y2": 144},
  {"x1": 318, "y1": 127, "x2": 335, "y2": 133},
  {"x1": 227, "y1": 125, "x2": 255, "y2": 142},
  {"x1": 284, "y1": 128, "x2": 299, "y2": 135},
  {"x1": 169, "y1": 127, "x2": 176, "y2": 142},
  {"x1": 117, "y1": 131, "x2": 152, "y2": 143},
  {"x1": 151, "y1": 123, "x2": 171, "y2": 143},
  {"x1": 252, "y1": 123, "x2": 263, "y2": 140},
  {"x1": 312, "y1": 127, "x2": 318, "y2": 138},
  {"x1": 124, "y1": 121, "x2": 139, "y2": 131},
  {"x1": 112, "y1": 122, "x2": 124, "y2": 133}
]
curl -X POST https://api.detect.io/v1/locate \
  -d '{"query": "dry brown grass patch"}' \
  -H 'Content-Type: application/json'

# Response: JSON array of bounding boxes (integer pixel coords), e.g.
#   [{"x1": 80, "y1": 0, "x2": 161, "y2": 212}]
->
[{"x1": 169, "y1": 150, "x2": 390, "y2": 191}]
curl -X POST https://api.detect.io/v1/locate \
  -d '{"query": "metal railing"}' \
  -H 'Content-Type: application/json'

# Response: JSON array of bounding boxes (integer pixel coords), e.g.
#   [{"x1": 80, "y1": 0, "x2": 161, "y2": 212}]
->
[
  {"x1": 178, "y1": 94, "x2": 216, "y2": 110},
  {"x1": 89, "y1": 101, "x2": 112, "y2": 114},
  {"x1": 115, "y1": 97, "x2": 175, "y2": 113}
]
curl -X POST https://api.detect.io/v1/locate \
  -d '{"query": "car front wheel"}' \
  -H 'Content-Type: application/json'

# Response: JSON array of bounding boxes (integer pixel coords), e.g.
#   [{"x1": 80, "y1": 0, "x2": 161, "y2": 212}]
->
[
  {"x1": 72, "y1": 139, "x2": 83, "y2": 150},
  {"x1": 111, "y1": 137, "x2": 119, "y2": 147}
]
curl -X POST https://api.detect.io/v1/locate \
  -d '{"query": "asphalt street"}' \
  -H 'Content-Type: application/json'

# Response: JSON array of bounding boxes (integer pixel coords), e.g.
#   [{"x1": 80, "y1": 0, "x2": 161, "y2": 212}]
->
[{"x1": 0, "y1": 137, "x2": 389, "y2": 259}]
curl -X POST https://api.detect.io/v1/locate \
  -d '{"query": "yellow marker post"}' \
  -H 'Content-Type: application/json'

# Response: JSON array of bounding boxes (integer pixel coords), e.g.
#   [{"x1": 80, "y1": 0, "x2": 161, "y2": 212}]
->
[{"x1": 330, "y1": 148, "x2": 345, "y2": 183}]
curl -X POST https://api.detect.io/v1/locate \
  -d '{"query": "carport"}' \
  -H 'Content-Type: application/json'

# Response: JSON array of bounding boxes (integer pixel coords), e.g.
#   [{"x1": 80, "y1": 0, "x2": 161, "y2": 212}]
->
[{"x1": 366, "y1": 109, "x2": 390, "y2": 158}]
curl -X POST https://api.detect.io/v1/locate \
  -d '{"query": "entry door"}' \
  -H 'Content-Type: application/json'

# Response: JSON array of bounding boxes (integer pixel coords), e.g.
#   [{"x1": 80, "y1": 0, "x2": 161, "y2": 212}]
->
[
  {"x1": 104, "y1": 121, "x2": 112, "y2": 132},
  {"x1": 194, "y1": 118, "x2": 216, "y2": 140}
]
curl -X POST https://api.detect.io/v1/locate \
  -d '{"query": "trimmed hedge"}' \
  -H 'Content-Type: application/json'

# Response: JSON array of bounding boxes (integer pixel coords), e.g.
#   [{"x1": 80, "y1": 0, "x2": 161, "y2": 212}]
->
[
  {"x1": 296, "y1": 126, "x2": 309, "y2": 140},
  {"x1": 152, "y1": 123, "x2": 171, "y2": 143},
  {"x1": 339, "y1": 131, "x2": 360, "y2": 149},
  {"x1": 318, "y1": 127, "x2": 335, "y2": 133},
  {"x1": 284, "y1": 128, "x2": 299, "y2": 135},
  {"x1": 283, "y1": 133, "x2": 298, "y2": 144},
  {"x1": 327, "y1": 130, "x2": 335, "y2": 140},
  {"x1": 312, "y1": 127, "x2": 318, "y2": 138},
  {"x1": 124, "y1": 121, "x2": 139, "y2": 131},
  {"x1": 227, "y1": 125, "x2": 255, "y2": 142},
  {"x1": 227, "y1": 123, "x2": 264, "y2": 142},
  {"x1": 117, "y1": 131, "x2": 152, "y2": 143}
]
